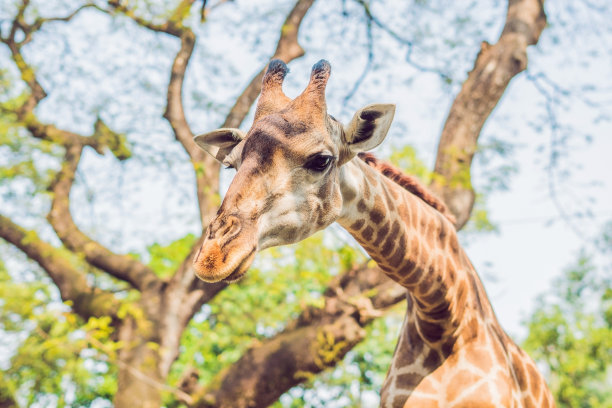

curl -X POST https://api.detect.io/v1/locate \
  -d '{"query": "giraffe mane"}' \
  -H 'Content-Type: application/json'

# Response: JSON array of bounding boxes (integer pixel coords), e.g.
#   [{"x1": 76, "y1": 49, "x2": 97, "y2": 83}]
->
[{"x1": 358, "y1": 152, "x2": 457, "y2": 225}]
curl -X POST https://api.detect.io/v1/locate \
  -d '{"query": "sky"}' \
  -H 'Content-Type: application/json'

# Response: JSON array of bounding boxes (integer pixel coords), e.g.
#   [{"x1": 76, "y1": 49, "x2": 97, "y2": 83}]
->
[{"x1": 1, "y1": 0, "x2": 612, "y2": 399}]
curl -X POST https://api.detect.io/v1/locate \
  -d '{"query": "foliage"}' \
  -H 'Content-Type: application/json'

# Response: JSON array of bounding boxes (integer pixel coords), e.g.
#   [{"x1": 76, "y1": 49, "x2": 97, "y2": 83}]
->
[
  {"x1": 274, "y1": 310, "x2": 403, "y2": 408},
  {"x1": 166, "y1": 232, "x2": 366, "y2": 404},
  {"x1": 145, "y1": 233, "x2": 197, "y2": 278},
  {"x1": 388, "y1": 145, "x2": 432, "y2": 183},
  {"x1": 462, "y1": 193, "x2": 498, "y2": 234},
  {"x1": 0, "y1": 94, "x2": 61, "y2": 202},
  {"x1": 0, "y1": 256, "x2": 118, "y2": 407},
  {"x1": 522, "y1": 249, "x2": 612, "y2": 408}
]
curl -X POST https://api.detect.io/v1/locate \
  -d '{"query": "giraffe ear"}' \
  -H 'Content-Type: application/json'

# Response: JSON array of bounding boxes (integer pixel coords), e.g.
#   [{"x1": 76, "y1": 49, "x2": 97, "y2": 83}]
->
[
  {"x1": 193, "y1": 128, "x2": 245, "y2": 162},
  {"x1": 343, "y1": 104, "x2": 395, "y2": 153}
]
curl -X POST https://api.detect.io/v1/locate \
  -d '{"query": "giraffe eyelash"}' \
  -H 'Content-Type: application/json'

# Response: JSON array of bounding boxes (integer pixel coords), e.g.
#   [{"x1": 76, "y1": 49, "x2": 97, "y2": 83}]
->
[{"x1": 304, "y1": 154, "x2": 335, "y2": 172}]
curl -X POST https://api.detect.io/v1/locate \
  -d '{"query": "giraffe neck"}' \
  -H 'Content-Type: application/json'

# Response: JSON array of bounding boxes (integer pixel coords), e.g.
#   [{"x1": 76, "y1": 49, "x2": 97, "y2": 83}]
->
[
  {"x1": 338, "y1": 158, "x2": 490, "y2": 326},
  {"x1": 337, "y1": 158, "x2": 504, "y2": 405}
]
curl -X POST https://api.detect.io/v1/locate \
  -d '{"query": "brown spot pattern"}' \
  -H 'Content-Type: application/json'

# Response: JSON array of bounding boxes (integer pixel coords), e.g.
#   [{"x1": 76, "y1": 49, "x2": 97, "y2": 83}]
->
[
  {"x1": 527, "y1": 362, "x2": 540, "y2": 390},
  {"x1": 357, "y1": 199, "x2": 367, "y2": 213},
  {"x1": 491, "y1": 337, "x2": 507, "y2": 365},
  {"x1": 418, "y1": 318, "x2": 444, "y2": 343},
  {"x1": 346, "y1": 150, "x2": 552, "y2": 407},
  {"x1": 455, "y1": 281, "x2": 467, "y2": 309},
  {"x1": 513, "y1": 357, "x2": 528, "y2": 391},
  {"x1": 421, "y1": 289, "x2": 445, "y2": 308},
  {"x1": 361, "y1": 225, "x2": 374, "y2": 241},
  {"x1": 419, "y1": 274, "x2": 435, "y2": 295},
  {"x1": 349, "y1": 219, "x2": 364, "y2": 231},
  {"x1": 401, "y1": 265, "x2": 421, "y2": 286},
  {"x1": 381, "y1": 236, "x2": 395, "y2": 257},
  {"x1": 525, "y1": 396, "x2": 537, "y2": 408},
  {"x1": 396, "y1": 373, "x2": 423, "y2": 389},
  {"x1": 389, "y1": 245, "x2": 405, "y2": 268},
  {"x1": 440, "y1": 336, "x2": 455, "y2": 358},
  {"x1": 343, "y1": 187, "x2": 356, "y2": 202},
  {"x1": 461, "y1": 317, "x2": 480, "y2": 342},
  {"x1": 389, "y1": 220, "x2": 401, "y2": 238},
  {"x1": 390, "y1": 395, "x2": 408, "y2": 408},
  {"x1": 449, "y1": 235, "x2": 459, "y2": 254},
  {"x1": 371, "y1": 196, "x2": 385, "y2": 224},
  {"x1": 373, "y1": 222, "x2": 390, "y2": 246},
  {"x1": 423, "y1": 349, "x2": 441, "y2": 370}
]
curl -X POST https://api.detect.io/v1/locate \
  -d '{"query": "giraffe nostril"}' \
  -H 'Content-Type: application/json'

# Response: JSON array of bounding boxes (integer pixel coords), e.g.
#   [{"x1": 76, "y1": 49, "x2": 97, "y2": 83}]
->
[
  {"x1": 225, "y1": 216, "x2": 241, "y2": 237},
  {"x1": 209, "y1": 215, "x2": 235, "y2": 234},
  {"x1": 213, "y1": 215, "x2": 242, "y2": 244},
  {"x1": 207, "y1": 215, "x2": 244, "y2": 249}
]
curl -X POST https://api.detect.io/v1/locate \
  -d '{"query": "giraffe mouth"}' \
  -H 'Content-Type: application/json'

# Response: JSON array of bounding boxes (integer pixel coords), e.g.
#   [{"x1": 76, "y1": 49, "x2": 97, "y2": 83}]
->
[
  {"x1": 221, "y1": 247, "x2": 257, "y2": 283},
  {"x1": 193, "y1": 238, "x2": 257, "y2": 283}
]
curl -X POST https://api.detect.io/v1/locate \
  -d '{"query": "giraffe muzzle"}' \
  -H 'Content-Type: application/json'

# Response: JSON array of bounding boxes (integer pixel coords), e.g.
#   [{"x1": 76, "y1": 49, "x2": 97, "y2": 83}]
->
[{"x1": 193, "y1": 216, "x2": 258, "y2": 283}]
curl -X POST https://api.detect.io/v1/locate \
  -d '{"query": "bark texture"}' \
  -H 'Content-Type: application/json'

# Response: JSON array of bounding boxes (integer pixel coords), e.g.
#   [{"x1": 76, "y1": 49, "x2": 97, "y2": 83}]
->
[
  {"x1": 430, "y1": 0, "x2": 546, "y2": 228},
  {"x1": 0, "y1": 0, "x2": 546, "y2": 407}
]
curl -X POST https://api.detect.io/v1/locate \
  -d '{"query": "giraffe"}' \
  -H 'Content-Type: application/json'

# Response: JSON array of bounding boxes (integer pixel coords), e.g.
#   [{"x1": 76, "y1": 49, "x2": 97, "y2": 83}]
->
[{"x1": 192, "y1": 59, "x2": 554, "y2": 407}]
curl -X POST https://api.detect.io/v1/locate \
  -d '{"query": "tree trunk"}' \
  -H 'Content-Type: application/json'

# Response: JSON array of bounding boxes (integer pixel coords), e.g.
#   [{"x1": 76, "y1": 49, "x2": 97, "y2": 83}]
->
[
  {"x1": 430, "y1": 0, "x2": 546, "y2": 228},
  {"x1": 114, "y1": 319, "x2": 165, "y2": 408}
]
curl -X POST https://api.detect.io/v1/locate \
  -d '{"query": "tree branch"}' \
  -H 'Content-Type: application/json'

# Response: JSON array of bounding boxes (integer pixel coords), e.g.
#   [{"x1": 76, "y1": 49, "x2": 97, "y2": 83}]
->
[
  {"x1": 1, "y1": 40, "x2": 47, "y2": 115},
  {"x1": 430, "y1": 0, "x2": 547, "y2": 228},
  {"x1": 47, "y1": 144, "x2": 161, "y2": 292},
  {"x1": 0, "y1": 214, "x2": 120, "y2": 320},
  {"x1": 352, "y1": 0, "x2": 451, "y2": 82},
  {"x1": 105, "y1": 0, "x2": 197, "y2": 37},
  {"x1": 342, "y1": 8, "x2": 374, "y2": 109},
  {"x1": 0, "y1": 1, "x2": 97, "y2": 113},
  {"x1": 156, "y1": 236, "x2": 227, "y2": 376},
  {"x1": 196, "y1": 317, "x2": 364, "y2": 408},
  {"x1": 97, "y1": 0, "x2": 222, "y2": 224},
  {"x1": 0, "y1": 2, "x2": 160, "y2": 292},
  {"x1": 162, "y1": 27, "x2": 222, "y2": 225},
  {"x1": 21, "y1": 4, "x2": 97, "y2": 45},
  {"x1": 192, "y1": 265, "x2": 405, "y2": 408},
  {"x1": 19, "y1": 112, "x2": 115, "y2": 151},
  {"x1": 104, "y1": 0, "x2": 220, "y2": 225}
]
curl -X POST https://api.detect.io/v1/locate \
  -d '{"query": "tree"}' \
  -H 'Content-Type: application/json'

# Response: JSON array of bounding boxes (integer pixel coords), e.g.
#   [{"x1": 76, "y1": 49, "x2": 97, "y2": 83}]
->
[
  {"x1": 522, "y1": 223, "x2": 612, "y2": 408},
  {"x1": 0, "y1": 0, "x2": 608, "y2": 407}
]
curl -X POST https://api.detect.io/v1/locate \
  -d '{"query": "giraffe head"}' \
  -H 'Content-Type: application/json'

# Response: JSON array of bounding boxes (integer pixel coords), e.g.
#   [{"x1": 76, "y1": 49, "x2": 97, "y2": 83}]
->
[{"x1": 192, "y1": 59, "x2": 395, "y2": 283}]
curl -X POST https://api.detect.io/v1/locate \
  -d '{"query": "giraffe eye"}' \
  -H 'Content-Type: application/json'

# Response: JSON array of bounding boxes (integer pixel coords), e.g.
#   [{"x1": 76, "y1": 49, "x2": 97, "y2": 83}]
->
[{"x1": 305, "y1": 154, "x2": 334, "y2": 172}]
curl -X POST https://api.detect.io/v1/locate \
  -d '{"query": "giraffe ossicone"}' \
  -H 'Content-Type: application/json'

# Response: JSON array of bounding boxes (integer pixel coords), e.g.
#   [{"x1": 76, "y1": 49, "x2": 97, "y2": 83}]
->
[{"x1": 193, "y1": 59, "x2": 555, "y2": 407}]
